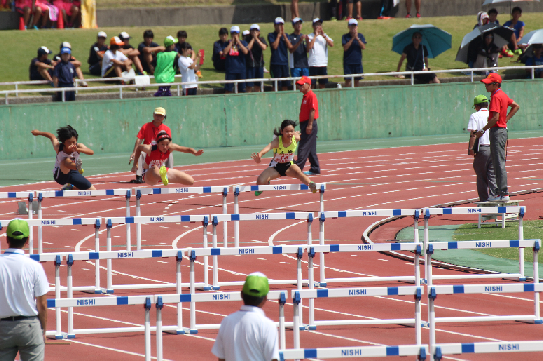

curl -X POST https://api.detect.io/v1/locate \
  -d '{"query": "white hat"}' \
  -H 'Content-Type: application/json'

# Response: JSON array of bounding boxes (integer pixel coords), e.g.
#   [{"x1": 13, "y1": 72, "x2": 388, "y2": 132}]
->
[
  {"x1": 242, "y1": 30, "x2": 250, "y2": 36},
  {"x1": 274, "y1": 17, "x2": 284, "y2": 25},
  {"x1": 97, "y1": 31, "x2": 107, "y2": 38},
  {"x1": 230, "y1": 25, "x2": 240, "y2": 33},
  {"x1": 61, "y1": 41, "x2": 71, "y2": 49},
  {"x1": 348, "y1": 19, "x2": 358, "y2": 26},
  {"x1": 292, "y1": 17, "x2": 303, "y2": 24},
  {"x1": 119, "y1": 31, "x2": 130, "y2": 40},
  {"x1": 313, "y1": 18, "x2": 323, "y2": 25},
  {"x1": 250, "y1": 24, "x2": 260, "y2": 30}
]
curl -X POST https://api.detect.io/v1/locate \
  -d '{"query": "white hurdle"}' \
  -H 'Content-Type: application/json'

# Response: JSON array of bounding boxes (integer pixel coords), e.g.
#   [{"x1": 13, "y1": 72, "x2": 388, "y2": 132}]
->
[
  {"x1": 134, "y1": 186, "x2": 229, "y2": 250},
  {"x1": 318, "y1": 209, "x2": 420, "y2": 286},
  {"x1": 233, "y1": 184, "x2": 326, "y2": 248},
  {"x1": 423, "y1": 206, "x2": 527, "y2": 282},
  {"x1": 280, "y1": 344, "x2": 428, "y2": 360},
  {"x1": 0, "y1": 191, "x2": 35, "y2": 253}
]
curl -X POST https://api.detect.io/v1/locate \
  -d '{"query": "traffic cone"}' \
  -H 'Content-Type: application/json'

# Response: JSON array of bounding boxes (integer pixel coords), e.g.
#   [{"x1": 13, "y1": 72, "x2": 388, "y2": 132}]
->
[
  {"x1": 57, "y1": 12, "x2": 64, "y2": 29},
  {"x1": 19, "y1": 16, "x2": 25, "y2": 31}
]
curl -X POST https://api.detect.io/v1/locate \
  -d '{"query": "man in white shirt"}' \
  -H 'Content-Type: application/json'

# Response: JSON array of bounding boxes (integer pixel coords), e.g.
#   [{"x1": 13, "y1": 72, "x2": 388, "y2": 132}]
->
[
  {"x1": 102, "y1": 36, "x2": 133, "y2": 80},
  {"x1": 178, "y1": 42, "x2": 202, "y2": 96},
  {"x1": 211, "y1": 272, "x2": 279, "y2": 361},
  {"x1": 307, "y1": 18, "x2": 333, "y2": 89},
  {"x1": 468, "y1": 95, "x2": 497, "y2": 202},
  {"x1": 0, "y1": 219, "x2": 49, "y2": 361}
]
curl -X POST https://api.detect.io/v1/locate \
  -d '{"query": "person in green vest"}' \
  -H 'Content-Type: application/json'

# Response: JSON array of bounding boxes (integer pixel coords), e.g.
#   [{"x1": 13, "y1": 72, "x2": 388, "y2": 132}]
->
[{"x1": 154, "y1": 35, "x2": 180, "y2": 96}]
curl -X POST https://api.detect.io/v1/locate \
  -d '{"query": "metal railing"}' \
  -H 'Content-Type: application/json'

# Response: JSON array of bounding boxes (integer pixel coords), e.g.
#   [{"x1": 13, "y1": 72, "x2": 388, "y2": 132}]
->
[{"x1": 1, "y1": 65, "x2": 541, "y2": 104}]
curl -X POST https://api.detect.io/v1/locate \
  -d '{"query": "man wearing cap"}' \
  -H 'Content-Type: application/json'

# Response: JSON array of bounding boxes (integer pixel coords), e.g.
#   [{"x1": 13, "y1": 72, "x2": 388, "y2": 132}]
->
[
  {"x1": 211, "y1": 272, "x2": 279, "y2": 361},
  {"x1": 102, "y1": 36, "x2": 133, "y2": 80},
  {"x1": 53, "y1": 42, "x2": 88, "y2": 87},
  {"x1": 477, "y1": 73, "x2": 520, "y2": 202},
  {"x1": 342, "y1": 19, "x2": 366, "y2": 87},
  {"x1": 29, "y1": 47, "x2": 56, "y2": 83},
  {"x1": 221, "y1": 26, "x2": 249, "y2": 94},
  {"x1": 129, "y1": 107, "x2": 173, "y2": 183},
  {"x1": 0, "y1": 219, "x2": 49, "y2": 361},
  {"x1": 289, "y1": 17, "x2": 309, "y2": 78},
  {"x1": 268, "y1": 17, "x2": 293, "y2": 91},
  {"x1": 118, "y1": 32, "x2": 146, "y2": 75},
  {"x1": 88, "y1": 31, "x2": 109, "y2": 76},
  {"x1": 52, "y1": 47, "x2": 76, "y2": 101},
  {"x1": 308, "y1": 18, "x2": 333, "y2": 89},
  {"x1": 246, "y1": 24, "x2": 268, "y2": 92},
  {"x1": 468, "y1": 95, "x2": 496, "y2": 202},
  {"x1": 295, "y1": 76, "x2": 320, "y2": 175}
]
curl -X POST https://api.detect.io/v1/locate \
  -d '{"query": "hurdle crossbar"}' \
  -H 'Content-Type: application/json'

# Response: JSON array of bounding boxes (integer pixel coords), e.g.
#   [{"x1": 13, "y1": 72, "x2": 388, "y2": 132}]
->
[
  {"x1": 280, "y1": 345, "x2": 428, "y2": 360},
  {"x1": 433, "y1": 341, "x2": 543, "y2": 360},
  {"x1": 0, "y1": 192, "x2": 36, "y2": 253}
]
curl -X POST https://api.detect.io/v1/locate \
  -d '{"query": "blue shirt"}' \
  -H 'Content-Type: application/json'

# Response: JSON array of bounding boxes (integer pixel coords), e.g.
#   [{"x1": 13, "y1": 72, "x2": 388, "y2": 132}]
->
[
  {"x1": 268, "y1": 32, "x2": 289, "y2": 66},
  {"x1": 342, "y1": 33, "x2": 366, "y2": 65},
  {"x1": 288, "y1": 33, "x2": 308, "y2": 69},
  {"x1": 504, "y1": 20, "x2": 525, "y2": 39},
  {"x1": 213, "y1": 40, "x2": 229, "y2": 70},
  {"x1": 225, "y1": 40, "x2": 248, "y2": 74},
  {"x1": 52, "y1": 61, "x2": 75, "y2": 84},
  {"x1": 526, "y1": 55, "x2": 543, "y2": 73}
]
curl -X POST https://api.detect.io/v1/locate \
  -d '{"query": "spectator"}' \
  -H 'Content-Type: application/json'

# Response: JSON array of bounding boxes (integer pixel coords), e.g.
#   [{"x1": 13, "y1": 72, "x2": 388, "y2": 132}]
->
[
  {"x1": 0, "y1": 220, "x2": 49, "y2": 361},
  {"x1": 154, "y1": 36, "x2": 181, "y2": 97},
  {"x1": 473, "y1": 12, "x2": 489, "y2": 30},
  {"x1": 478, "y1": 73, "x2": 520, "y2": 202},
  {"x1": 395, "y1": 31, "x2": 440, "y2": 84},
  {"x1": 246, "y1": 24, "x2": 268, "y2": 93},
  {"x1": 503, "y1": 7, "x2": 524, "y2": 56},
  {"x1": 467, "y1": 94, "x2": 496, "y2": 202},
  {"x1": 222, "y1": 25, "x2": 249, "y2": 94},
  {"x1": 88, "y1": 31, "x2": 108, "y2": 76},
  {"x1": 308, "y1": 18, "x2": 334, "y2": 89},
  {"x1": 468, "y1": 33, "x2": 499, "y2": 73},
  {"x1": 175, "y1": 30, "x2": 188, "y2": 53},
  {"x1": 346, "y1": 0, "x2": 362, "y2": 21},
  {"x1": 118, "y1": 32, "x2": 146, "y2": 75},
  {"x1": 102, "y1": 37, "x2": 133, "y2": 82},
  {"x1": 525, "y1": 44, "x2": 543, "y2": 78},
  {"x1": 178, "y1": 42, "x2": 203, "y2": 96},
  {"x1": 342, "y1": 19, "x2": 366, "y2": 87},
  {"x1": 213, "y1": 28, "x2": 229, "y2": 71},
  {"x1": 488, "y1": 8, "x2": 499, "y2": 25},
  {"x1": 378, "y1": 0, "x2": 394, "y2": 20},
  {"x1": 53, "y1": 47, "x2": 76, "y2": 101},
  {"x1": 138, "y1": 29, "x2": 165, "y2": 75},
  {"x1": 14, "y1": 0, "x2": 39, "y2": 29},
  {"x1": 22, "y1": 0, "x2": 49, "y2": 29},
  {"x1": 405, "y1": 0, "x2": 421, "y2": 18},
  {"x1": 53, "y1": 42, "x2": 88, "y2": 87},
  {"x1": 289, "y1": 17, "x2": 309, "y2": 78},
  {"x1": 54, "y1": 0, "x2": 80, "y2": 28},
  {"x1": 29, "y1": 46, "x2": 56, "y2": 84},
  {"x1": 268, "y1": 17, "x2": 292, "y2": 91},
  {"x1": 211, "y1": 272, "x2": 279, "y2": 361}
]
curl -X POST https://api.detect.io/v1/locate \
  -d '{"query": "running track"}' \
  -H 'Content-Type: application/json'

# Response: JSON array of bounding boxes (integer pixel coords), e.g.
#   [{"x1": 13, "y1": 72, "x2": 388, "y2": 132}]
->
[{"x1": 1, "y1": 138, "x2": 543, "y2": 361}]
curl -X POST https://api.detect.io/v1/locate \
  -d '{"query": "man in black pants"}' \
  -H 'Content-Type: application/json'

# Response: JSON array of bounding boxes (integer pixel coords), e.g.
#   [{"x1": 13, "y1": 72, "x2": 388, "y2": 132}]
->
[{"x1": 295, "y1": 76, "x2": 320, "y2": 175}]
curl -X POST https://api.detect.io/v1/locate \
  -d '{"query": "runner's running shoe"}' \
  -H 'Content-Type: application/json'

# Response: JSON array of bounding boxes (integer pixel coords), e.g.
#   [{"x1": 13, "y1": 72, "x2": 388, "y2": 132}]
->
[{"x1": 159, "y1": 166, "x2": 169, "y2": 186}]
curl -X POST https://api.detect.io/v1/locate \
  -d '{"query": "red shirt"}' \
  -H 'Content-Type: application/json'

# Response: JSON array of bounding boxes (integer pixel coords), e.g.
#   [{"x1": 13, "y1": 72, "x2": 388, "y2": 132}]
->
[
  {"x1": 137, "y1": 122, "x2": 172, "y2": 145},
  {"x1": 299, "y1": 90, "x2": 319, "y2": 122},
  {"x1": 489, "y1": 89, "x2": 513, "y2": 128},
  {"x1": 145, "y1": 145, "x2": 172, "y2": 168}
]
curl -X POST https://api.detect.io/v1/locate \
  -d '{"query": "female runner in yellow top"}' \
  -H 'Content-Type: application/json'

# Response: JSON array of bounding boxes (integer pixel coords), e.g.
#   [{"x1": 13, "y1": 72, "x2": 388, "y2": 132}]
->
[{"x1": 251, "y1": 119, "x2": 317, "y2": 196}]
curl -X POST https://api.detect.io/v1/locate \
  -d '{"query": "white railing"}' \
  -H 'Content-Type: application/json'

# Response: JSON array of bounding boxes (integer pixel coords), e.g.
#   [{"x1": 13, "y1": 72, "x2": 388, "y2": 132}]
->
[{"x1": 1, "y1": 64, "x2": 542, "y2": 104}]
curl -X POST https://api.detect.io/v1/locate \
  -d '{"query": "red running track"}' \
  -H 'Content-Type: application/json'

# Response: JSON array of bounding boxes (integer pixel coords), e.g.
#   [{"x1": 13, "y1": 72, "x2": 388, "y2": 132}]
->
[{"x1": 1, "y1": 138, "x2": 542, "y2": 361}]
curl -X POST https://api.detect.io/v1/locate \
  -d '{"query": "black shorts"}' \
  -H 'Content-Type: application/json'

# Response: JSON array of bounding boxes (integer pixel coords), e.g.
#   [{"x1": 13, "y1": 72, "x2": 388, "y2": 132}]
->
[
  {"x1": 272, "y1": 162, "x2": 292, "y2": 177},
  {"x1": 103, "y1": 65, "x2": 117, "y2": 78},
  {"x1": 414, "y1": 72, "x2": 437, "y2": 84},
  {"x1": 309, "y1": 66, "x2": 328, "y2": 85},
  {"x1": 54, "y1": 169, "x2": 92, "y2": 190}
]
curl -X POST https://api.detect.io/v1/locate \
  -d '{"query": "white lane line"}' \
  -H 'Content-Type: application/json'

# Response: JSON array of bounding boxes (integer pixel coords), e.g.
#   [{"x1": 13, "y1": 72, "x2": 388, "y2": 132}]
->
[{"x1": 63, "y1": 339, "x2": 169, "y2": 360}]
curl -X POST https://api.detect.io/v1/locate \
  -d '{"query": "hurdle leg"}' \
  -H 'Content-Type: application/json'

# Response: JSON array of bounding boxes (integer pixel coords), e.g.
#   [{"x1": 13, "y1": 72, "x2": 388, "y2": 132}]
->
[
  {"x1": 136, "y1": 191, "x2": 142, "y2": 250},
  {"x1": 106, "y1": 225, "x2": 113, "y2": 294},
  {"x1": 414, "y1": 211, "x2": 421, "y2": 285},
  {"x1": 156, "y1": 296, "x2": 163, "y2": 361},
  {"x1": 54, "y1": 256, "x2": 63, "y2": 339},
  {"x1": 423, "y1": 211, "x2": 429, "y2": 284},
  {"x1": 222, "y1": 188, "x2": 228, "y2": 248},
  {"x1": 293, "y1": 291, "x2": 301, "y2": 349},
  {"x1": 28, "y1": 194, "x2": 34, "y2": 254},
  {"x1": 94, "y1": 222, "x2": 101, "y2": 293},
  {"x1": 212, "y1": 217, "x2": 219, "y2": 290},
  {"x1": 308, "y1": 248, "x2": 316, "y2": 330},
  {"x1": 176, "y1": 252, "x2": 184, "y2": 333},
  {"x1": 296, "y1": 248, "x2": 304, "y2": 328},
  {"x1": 426, "y1": 249, "x2": 434, "y2": 327},
  {"x1": 279, "y1": 292, "x2": 286, "y2": 350},
  {"x1": 37, "y1": 194, "x2": 43, "y2": 254},
  {"x1": 428, "y1": 288, "x2": 436, "y2": 359},
  {"x1": 534, "y1": 241, "x2": 541, "y2": 323},
  {"x1": 67, "y1": 256, "x2": 74, "y2": 338},
  {"x1": 188, "y1": 251, "x2": 198, "y2": 334},
  {"x1": 415, "y1": 288, "x2": 422, "y2": 345},
  {"x1": 203, "y1": 218, "x2": 210, "y2": 289},
  {"x1": 144, "y1": 297, "x2": 151, "y2": 361},
  {"x1": 318, "y1": 215, "x2": 327, "y2": 287},
  {"x1": 519, "y1": 211, "x2": 525, "y2": 281},
  {"x1": 126, "y1": 190, "x2": 131, "y2": 252},
  {"x1": 234, "y1": 189, "x2": 239, "y2": 248}
]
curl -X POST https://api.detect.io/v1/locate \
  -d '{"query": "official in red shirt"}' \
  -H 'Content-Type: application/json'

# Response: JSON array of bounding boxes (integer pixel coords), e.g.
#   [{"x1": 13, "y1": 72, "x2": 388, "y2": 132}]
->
[
  {"x1": 129, "y1": 107, "x2": 173, "y2": 183},
  {"x1": 295, "y1": 76, "x2": 320, "y2": 175},
  {"x1": 477, "y1": 73, "x2": 520, "y2": 201}
]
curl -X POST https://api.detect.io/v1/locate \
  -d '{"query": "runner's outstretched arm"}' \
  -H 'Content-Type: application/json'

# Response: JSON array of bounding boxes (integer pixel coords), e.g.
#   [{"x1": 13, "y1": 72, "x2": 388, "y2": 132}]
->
[{"x1": 31, "y1": 129, "x2": 59, "y2": 149}]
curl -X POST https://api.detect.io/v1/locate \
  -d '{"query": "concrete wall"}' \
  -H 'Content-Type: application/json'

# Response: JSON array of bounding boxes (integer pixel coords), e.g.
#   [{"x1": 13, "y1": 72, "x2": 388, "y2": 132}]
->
[
  {"x1": 2, "y1": 1, "x2": 542, "y2": 29},
  {"x1": 2, "y1": 79, "x2": 541, "y2": 160}
]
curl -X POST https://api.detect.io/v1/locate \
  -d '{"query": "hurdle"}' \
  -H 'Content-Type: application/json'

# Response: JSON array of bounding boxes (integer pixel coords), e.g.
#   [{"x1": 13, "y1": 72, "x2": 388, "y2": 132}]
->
[
  {"x1": 233, "y1": 183, "x2": 326, "y2": 247},
  {"x1": 103, "y1": 214, "x2": 208, "y2": 292},
  {"x1": 432, "y1": 341, "x2": 543, "y2": 360},
  {"x1": 423, "y1": 206, "x2": 527, "y2": 282},
  {"x1": 133, "y1": 186, "x2": 229, "y2": 250},
  {"x1": 0, "y1": 191, "x2": 35, "y2": 253},
  {"x1": 280, "y1": 345, "x2": 428, "y2": 360},
  {"x1": 317, "y1": 209, "x2": 420, "y2": 286}
]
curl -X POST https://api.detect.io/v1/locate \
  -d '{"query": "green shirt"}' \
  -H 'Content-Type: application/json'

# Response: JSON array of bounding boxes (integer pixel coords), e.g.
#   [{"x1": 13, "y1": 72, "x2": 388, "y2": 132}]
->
[{"x1": 155, "y1": 51, "x2": 178, "y2": 83}]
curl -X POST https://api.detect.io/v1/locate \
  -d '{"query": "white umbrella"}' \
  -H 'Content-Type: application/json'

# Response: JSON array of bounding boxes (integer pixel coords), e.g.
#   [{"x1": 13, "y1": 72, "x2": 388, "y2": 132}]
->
[
  {"x1": 483, "y1": 0, "x2": 539, "y2": 5},
  {"x1": 518, "y1": 29, "x2": 543, "y2": 46},
  {"x1": 456, "y1": 24, "x2": 512, "y2": 63}
]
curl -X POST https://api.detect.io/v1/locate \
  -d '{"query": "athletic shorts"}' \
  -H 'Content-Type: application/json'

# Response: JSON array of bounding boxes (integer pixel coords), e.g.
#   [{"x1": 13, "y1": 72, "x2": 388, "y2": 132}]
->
[
  {"x1": 309, "y1": 66, "x2": 328, "y2": 85},
  {"x1": 53, "y1": 0, "x2": 76, "y2": 16},
  {"x1": 246, "y1": 66, "x2": 264, "y2": 87},
  {"x1": 89, "y1": 63, "x2": 101, "y2": 76},
  {"x1": 291, "y1": 67, "x2": 309, "y2": 78},
  {"x1": 103, "y1": 65, "x2": 117, "y2": 78},
  {"x1": 55, "y1": 169, "x2": 91, "y2": 190},
  {"x1": 224, "y1": 72, "x2": 246, "y2": 93},
  {"x1": 271, "y1": 162, "x2": 292, "y2": 177},
  {"x1": 269, "y1": 64, "x2": 291, "y2": 88}
]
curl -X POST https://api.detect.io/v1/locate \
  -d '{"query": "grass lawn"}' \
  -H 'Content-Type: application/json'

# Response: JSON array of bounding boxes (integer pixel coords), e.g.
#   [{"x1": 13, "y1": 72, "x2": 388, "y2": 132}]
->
[
  {"x1": 1, "y1": 13, "x2": 542, "y2": 92},
  {"x1": 453, "y1": 220, "x2": 543, "y2": 263}
]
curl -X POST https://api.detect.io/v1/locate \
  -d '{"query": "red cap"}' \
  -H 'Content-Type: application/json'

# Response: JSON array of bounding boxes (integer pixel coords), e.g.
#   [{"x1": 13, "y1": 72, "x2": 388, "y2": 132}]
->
[
  {"x1": 157, "y1": 131, "x2": 171, "y2": 142},
  {"x1": 481, "y1": 73, "x2": 502, "y2": 84},
  {"x1": 296, "y1": 76, "x2": 311, "y2": 86}
]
